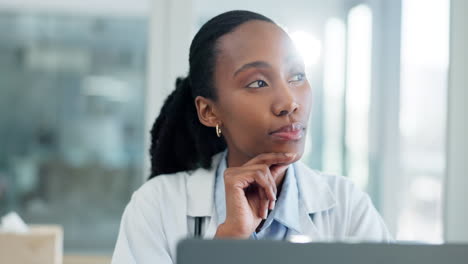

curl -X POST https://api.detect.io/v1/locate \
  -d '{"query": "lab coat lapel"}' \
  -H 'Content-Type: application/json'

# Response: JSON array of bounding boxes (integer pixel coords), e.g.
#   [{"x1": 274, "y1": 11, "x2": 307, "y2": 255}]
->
[
  {"x1": 294, "y1": 162, "x2": 337, "y2": 214},
  {"x1": 186, "y1": 152, "x2": 223, "y2": 217},
  {"x1": 186, "y1": 152, "x2": 224, "y2": 238},
  {"x1": 285, "y1": 162, "x2": 337, "y2": 241},
  {"x1": 285, "y1": 208, "x2": 323, "y2": 241}
]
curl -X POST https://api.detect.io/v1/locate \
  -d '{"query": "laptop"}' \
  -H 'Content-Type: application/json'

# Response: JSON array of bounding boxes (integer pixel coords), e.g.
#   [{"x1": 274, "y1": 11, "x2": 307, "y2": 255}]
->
[{"x1": 177, "y1": 239, "x2": 468, "y2": 264}]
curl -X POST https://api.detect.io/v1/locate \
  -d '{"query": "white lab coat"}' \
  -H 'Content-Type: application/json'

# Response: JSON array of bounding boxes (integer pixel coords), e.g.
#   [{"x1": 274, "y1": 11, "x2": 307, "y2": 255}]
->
[{"x1": 112, "y1": 152, "x2": 392, "y2": 264}]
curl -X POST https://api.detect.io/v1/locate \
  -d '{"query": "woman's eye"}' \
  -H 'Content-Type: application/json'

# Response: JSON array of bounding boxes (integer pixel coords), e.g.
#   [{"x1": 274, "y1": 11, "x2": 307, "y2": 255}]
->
[
  {"x1": 247, "y1": 80, "x2": 268, "y2": 88},
  {"x1": 289, "y1": 73, "x2": 305, "y2": 83}
]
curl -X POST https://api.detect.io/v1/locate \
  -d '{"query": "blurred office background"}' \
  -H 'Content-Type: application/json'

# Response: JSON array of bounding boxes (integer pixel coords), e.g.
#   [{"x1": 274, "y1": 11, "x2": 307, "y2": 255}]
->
[{"x1": 0, "y1": 0, "x2": 466, "y2": 259}]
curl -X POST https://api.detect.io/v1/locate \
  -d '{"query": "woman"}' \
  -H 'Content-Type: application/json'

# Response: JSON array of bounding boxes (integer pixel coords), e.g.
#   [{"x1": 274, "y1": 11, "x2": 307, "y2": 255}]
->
[{"x1": 112, "y1": 10, "x2": 391, "y2": 264}]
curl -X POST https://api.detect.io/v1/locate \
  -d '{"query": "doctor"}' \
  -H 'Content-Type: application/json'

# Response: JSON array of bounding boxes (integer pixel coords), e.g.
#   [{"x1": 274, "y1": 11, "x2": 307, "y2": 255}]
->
[{"x1": 112, "y1": 10, "x2": 392, "y2": 264}]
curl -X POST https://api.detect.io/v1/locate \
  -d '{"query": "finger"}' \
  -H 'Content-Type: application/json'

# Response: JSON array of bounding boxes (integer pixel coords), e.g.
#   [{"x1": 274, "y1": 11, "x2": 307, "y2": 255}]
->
[
  {"x1": 265, "y1": 167, "x2": 277, "y2": 198},
  {"x1": 229, "y1": 170, "x2": 276, "y2": 202},
  {"x1": 262, "y1": 200, "x2": 269, "y2": 219},
  {"x1": 251, "y1": 170, "x2": 277, "y2": 202},
  {"x1": 258, "y1": 189, "x2": 269, "y2": 219},
  {"x1": 244, "y1": 152, "x2": 297, "y2": 167},
  {"x1": 236, "y1": 164, "x2": 277, "y2": 196},
  {"x1": 269, "y1": 199, "x2": 276, "y2": 210}
]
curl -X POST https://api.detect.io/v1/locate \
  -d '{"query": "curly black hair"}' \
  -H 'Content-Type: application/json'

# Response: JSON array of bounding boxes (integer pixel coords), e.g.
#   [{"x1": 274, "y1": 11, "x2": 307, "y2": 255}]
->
[{"x1": 148, "y1": 10, "x2": 275, "y2": 179}]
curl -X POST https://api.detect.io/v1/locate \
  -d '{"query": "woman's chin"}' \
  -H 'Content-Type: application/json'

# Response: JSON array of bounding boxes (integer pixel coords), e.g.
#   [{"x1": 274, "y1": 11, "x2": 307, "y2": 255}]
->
[{"x1": 265, "y1": 145, "x2": 304, "y2": 163}]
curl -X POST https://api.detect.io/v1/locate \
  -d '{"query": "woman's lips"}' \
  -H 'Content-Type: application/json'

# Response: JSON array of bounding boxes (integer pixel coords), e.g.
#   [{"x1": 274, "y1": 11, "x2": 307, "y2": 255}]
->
[{"x1": 270, "y1": 122, "x2": 305, "y2": 141}]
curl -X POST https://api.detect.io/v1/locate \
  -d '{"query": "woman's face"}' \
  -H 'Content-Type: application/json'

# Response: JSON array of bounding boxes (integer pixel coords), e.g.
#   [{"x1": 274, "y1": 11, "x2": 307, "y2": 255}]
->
[{"x1": 198, "y1": 20, "x2": 312, "y2": 165}]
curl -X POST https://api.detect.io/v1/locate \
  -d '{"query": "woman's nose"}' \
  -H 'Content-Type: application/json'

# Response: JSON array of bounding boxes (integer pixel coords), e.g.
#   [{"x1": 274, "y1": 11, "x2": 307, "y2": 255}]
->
[{"x1": 272, "y1": 84, "x2": 299, "y2": 117}]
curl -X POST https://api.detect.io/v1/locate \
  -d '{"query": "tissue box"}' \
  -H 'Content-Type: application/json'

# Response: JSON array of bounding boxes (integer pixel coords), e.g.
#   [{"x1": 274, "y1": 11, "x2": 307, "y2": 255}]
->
[{"x1": 0, "y1": 225, "x2": 63, "y2": 264}]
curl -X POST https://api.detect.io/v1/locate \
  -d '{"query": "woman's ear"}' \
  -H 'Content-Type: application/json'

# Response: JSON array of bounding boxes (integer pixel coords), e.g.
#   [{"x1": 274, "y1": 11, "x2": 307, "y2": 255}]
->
[{"x1": 194, "y1": 96, "x2": 221, "y2": 128}]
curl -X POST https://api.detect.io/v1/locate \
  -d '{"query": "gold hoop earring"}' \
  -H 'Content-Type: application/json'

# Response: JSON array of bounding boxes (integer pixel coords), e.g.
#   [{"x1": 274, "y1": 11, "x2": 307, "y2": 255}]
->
[{"x1": 216, "y1": 124, "x2": 222, "y2": 138}]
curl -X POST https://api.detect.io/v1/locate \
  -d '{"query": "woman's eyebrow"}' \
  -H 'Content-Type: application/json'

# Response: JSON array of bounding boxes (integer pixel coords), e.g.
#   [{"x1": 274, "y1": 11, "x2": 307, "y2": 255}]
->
[{"x1": 233, "y1": 61, "x2": 272, "y2": 77}]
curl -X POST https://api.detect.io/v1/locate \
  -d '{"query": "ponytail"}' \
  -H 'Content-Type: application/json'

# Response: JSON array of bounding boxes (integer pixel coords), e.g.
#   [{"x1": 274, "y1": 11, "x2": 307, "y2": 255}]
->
[
  {"x1": 149, "y1": 77, "x2": 225, "y2": 178},
  {"x1": 148, "y1": 10, "x2": 275, "y2": 179}
]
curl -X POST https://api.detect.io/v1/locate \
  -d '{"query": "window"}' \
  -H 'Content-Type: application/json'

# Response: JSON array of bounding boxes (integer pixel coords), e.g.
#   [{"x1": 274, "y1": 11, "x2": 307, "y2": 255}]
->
[
  {"x1": 397, "y1": 0, "x2": 449, "y2": 243},
  {"x1": 345, "y1": 4, "x2": 373, "y2": 190},
  {"x1": 0, "y1": 12, "x2": 148, "y2": 253},
  {"x1": 323, "y1": 18, "x2": 346, "y2": 176}
]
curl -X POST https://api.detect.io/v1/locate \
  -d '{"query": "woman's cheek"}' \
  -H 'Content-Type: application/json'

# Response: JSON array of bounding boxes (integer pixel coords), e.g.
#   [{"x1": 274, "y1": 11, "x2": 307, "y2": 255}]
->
[{"x1": 300, "y1": 84, "x2": 313, "y2": 109}]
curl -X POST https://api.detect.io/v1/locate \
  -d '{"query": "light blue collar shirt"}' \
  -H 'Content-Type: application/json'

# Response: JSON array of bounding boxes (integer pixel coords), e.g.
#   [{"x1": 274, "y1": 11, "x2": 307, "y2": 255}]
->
[{"x1": 214, "y1": 151, "x2": 302, "y2": 240}]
